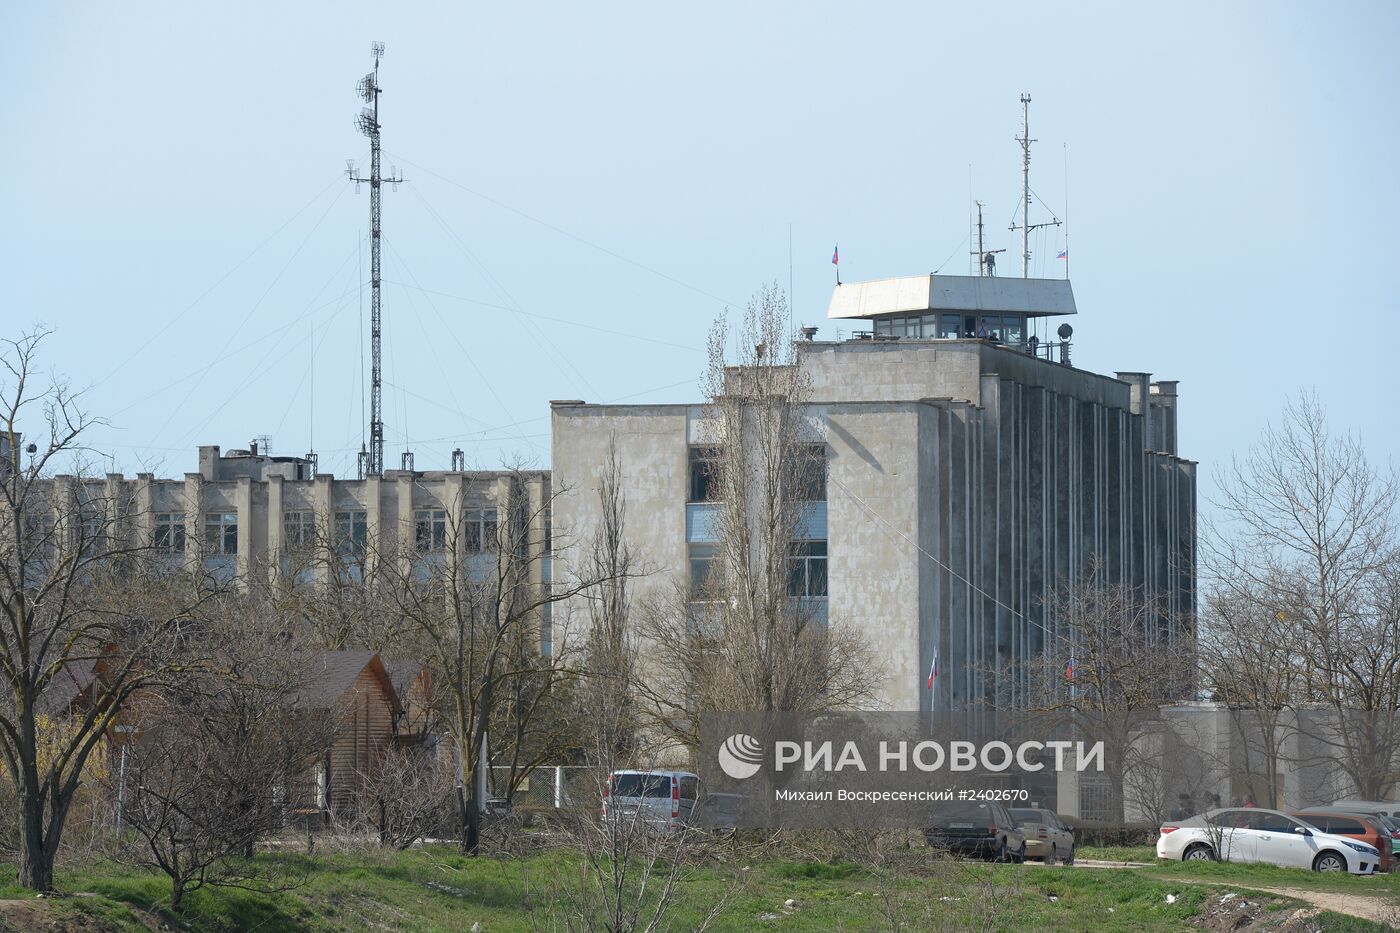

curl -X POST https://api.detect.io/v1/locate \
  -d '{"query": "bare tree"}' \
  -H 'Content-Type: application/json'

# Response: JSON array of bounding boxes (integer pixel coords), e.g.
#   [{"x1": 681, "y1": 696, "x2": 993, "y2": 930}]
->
[
  {"x1": 355, "y1": 742, "x2": 455, "y2": 850},
  {"x1": 1211, "y1": 392, "x2": 1400, "y2": 799},
  {"x1": 375, "y1": 467, "x2": 621, "y2": 855},
  {"x1": 0, "y1": 330, "x2": 213, "y2": 891},
  {"x1": 106, "y1": 607, "x2": 339, "y2": 909},
  {"x1": 638, "y1": 284, "x2": 877, "y2": 749},
  {"x1": 1197, "y1": 578, "x2": 1302, "y2": 808},
  {"x1": 1026, "y1": 559, "x2": 1188, "y2": 827},
  {"x1": 579, "y1": 438, "x2": 640, "y2": 764}
]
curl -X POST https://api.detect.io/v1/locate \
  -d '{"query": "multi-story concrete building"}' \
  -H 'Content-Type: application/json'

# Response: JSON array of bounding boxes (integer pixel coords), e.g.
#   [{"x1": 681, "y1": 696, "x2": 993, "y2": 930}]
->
[
  {"x1": 551, "y1": 274, "x2": 1196, "y2": 711},
  {"x1": 21, "y1": 442, "x2": 553, "y2": 647}
]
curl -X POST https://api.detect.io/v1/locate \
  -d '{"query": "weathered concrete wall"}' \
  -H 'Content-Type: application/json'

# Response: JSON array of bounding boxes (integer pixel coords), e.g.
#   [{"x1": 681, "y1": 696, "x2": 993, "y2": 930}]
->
[{"x1": 550, "y1": 340, "x2": 1196, "y2": 713}]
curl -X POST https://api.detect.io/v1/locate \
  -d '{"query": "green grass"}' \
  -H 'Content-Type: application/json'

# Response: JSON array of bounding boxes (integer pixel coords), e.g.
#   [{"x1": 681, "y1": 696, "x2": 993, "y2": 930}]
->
[
  {"x1": 0, "y1": 848, "x2": 1393, "y2": 932},
  {"x1": 1077, "y1": 845, "x2": 1157, "y2": 862},
  {"x1": 1143, "y1": 856, "x2": 1400, "y2": 899}
]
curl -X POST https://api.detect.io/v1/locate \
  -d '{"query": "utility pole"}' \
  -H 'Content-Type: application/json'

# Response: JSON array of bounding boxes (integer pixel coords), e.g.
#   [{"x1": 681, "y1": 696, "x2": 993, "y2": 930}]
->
[
  {"x1": 349, "y1": 42, "x2": 402, "y2": 478},
  {"x1": 969, "y1": 200, "x2": 1005, "y2": 276},
  {"x1": 1010, "y1": 93, "x2": 1061, "y2": 278}
]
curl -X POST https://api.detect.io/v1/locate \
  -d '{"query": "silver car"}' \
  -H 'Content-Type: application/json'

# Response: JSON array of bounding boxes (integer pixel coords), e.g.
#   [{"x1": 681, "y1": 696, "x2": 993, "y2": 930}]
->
[
  {"x1": 1010, "y1": 807, "x2": 1075, "y2": 864},
  {"x1": 601, "y1": 770, "x2": 703, "y2": 830}
]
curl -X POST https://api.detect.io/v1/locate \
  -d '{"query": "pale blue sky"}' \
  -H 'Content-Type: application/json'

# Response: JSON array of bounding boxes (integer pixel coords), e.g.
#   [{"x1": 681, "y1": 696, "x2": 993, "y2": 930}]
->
[{"x1": 4, "y1": 1, "x2": 1397, "y2": 498}]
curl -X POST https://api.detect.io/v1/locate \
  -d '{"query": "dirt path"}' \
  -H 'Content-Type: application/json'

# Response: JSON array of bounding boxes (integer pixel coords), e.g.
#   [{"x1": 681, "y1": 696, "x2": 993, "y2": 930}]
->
[
  {"x1": 1163, "y1": 877, "x2": 1399, "y2": 925},
  {"x1": 1069, "y1": 861, "x2": 1399, "y2": 925}
]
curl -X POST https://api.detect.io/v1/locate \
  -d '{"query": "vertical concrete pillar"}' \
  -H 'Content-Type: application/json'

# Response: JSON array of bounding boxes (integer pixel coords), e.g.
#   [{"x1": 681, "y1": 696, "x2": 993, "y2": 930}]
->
[
  {"x1": 365, "y1": 474, "x2": 382, "y2": 579},
  {"x1": 1114, "y1": 372, "x2": 1153, "y2": 456},
  {"x1": 1150, "y1": 381, "x2": 1179, "y2": 455},
  {"x1": 314, "y1": 474, "x2": 333, "y2": 587},
  {"x1": 103, "y1": 473, "x2": 127, "y2": 552},
  {"x1": 182, "y1": 474, "x2": 202, "y2": 574},
  {"x1": 445, "y1": 473, "x2": 467, "y2": 566},
  {"x1": 134, "y1": 473, "x2": 154, "y2": 554},
  {"x1": 397, "y1": 474, "x2": 416, "y2": 577},
  {"x1": 235, "y1": 476, "x2": 252, "y2": 584},
  {"x1": 267, "y1": 474, "x2": 284, "y2": 583}
]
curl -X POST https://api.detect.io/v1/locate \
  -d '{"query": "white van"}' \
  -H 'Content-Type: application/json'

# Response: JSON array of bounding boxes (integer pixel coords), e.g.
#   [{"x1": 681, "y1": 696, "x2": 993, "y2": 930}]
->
[{"x1": 602, "y1": 770, "x2": 703, "y2": 830}]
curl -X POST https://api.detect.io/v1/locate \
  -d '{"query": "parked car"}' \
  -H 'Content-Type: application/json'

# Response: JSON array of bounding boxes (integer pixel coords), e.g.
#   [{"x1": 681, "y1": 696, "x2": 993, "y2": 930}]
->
[
  {"x1": 601, "y1": 770, "x2": 703, "y2": 830},
  {"x1": 1332, "y1": 808, "x2": 1400, "y2": 863},
  {"x1": 693, "y1": 792, "x2": 746, "y2": 833},
  {"x1": 1293, "y1": 808, "x2": 1393, "y2": 873},
  {"x1": 483, "y1": 797, "x2": 514, "y2": 820},
  {"x1": 925, "y1": 801, "x2": 1026, "y2": 862},
  {"x1": 1332, "y1": 800, "x2": 1400, "y2": 821},
  {"x1": 1157, "y1": 807, "x2": 1379, "y2": 874},
  {"x1": 1009, "y1": 807, "x2": 1075, "y2": 864}
]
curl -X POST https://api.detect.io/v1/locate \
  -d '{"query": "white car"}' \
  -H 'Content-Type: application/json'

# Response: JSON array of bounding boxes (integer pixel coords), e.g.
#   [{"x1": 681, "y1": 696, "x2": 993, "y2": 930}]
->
[
  {"x1": 601, "y1": 770, "x2": 703, "y2": 831},
  {"x1": 1157, "y1": 807, "x2": 1379, "y2": 874}
]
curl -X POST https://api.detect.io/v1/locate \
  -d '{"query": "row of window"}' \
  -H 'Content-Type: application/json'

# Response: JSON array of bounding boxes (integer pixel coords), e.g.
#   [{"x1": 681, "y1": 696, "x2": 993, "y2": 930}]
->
[
  {"x1": 150, "y1": 509, "x2": 500, "y2": 556},
  {"x1": 688, "y1": 540, "x2": 828, "y2": 598},
  {"x1": 688, "y1": 445, "x2": 827, "y2": 504},
  {"x1": 872, "y1": 312, "x2": 1027, "y2": 345}
]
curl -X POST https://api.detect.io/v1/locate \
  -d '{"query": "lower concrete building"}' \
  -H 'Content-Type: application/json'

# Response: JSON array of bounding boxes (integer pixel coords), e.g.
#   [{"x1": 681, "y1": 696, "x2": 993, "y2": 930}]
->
[
  {"x1": 550, "y1": 274, "x2": 1197, "y2": 711},
  {"x1": 20, "y1": 442, "x2": 554, "y2": 649}
]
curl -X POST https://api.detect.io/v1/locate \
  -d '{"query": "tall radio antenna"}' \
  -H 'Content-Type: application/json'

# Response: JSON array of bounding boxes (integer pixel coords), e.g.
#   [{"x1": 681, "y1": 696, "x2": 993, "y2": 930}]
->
[
  {"x1": 969, "y1": 200, "x2": 1005, "y2": 276},
  {"x1": 349, "y1": 42, "x2": 402, "y2": 478},
  {"x1": 1010, "y1": 93, "x2": 1060, "y2": 278}
]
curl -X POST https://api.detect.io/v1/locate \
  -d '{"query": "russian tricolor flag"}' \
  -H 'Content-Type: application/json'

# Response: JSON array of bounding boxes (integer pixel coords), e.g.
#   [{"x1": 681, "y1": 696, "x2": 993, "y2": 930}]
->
[{"x1": 927, "y1": 648, "x2": 938, "y2": 690}]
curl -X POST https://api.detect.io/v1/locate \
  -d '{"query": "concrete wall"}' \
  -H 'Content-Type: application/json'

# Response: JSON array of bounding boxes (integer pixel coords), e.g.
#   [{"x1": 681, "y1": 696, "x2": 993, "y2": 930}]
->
[
  {"x1": 28, "y1": 462, "x2": 550, "y2": 646},
  {"x1": 551, "y1": 339, "x2": 1196, "y2": 712}
]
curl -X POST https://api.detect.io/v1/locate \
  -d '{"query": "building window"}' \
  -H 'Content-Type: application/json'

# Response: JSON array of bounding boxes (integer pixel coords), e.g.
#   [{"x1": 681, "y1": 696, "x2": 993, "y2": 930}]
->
[
  {"x1": 793, "y1": 444, "x2": 827, "y2": 501},
  {"x1": 788, "y1": 541, "x2": 828, "y2": 598},
  {"x1": 985, "y1": 313, "x2": 1024, "y2": 345},
  {"x1": 284, "y1": 510, "x2": 315, "y2": 549},
  {"x1": 414, "y1": 509, "x2": 448, "y2": 552},
  {"x1": 24, "y1": 509, "x2": 55, "y2": 561},
  {"x1": 938, "y1": 313, "x2": 962, "y2": 338},
  {"x1": 204, "y1": 512, "x2": 238, "y2": 555},
  {"x1": 464, "y1": 508, "x2": 498, "y2": 554},
  {"x1": 689, "y1": 543, "x2": 718, "y2": 596},
  {"x1": 689, "y1": 446, "x2": 722, "y2": 502},
  {"x1": 78, "y1": 505, "x2": 104, "y2": 555},
  {"x1": 154, "y1": 512, "x2": 185, "y2": 554},
  {"x1": 334, "y1": 510, "x2": 368, "y2": 556}
]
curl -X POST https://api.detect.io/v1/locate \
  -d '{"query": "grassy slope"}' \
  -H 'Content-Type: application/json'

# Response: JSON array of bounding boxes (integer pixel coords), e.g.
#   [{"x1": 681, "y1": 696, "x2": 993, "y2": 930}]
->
[{"x1": 0, "y1": 849, "x2": 1393, "y2": 932}]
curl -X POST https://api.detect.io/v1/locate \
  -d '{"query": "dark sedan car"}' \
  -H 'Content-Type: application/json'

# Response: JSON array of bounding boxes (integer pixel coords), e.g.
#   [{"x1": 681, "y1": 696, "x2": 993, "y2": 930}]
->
[{"x1": 925, "y1": 800, "x2": 1026, "y2": 862}]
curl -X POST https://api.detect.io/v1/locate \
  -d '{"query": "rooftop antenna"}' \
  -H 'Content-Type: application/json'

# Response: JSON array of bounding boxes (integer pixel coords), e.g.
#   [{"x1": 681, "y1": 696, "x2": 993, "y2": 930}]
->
[
  {"x1": 348, "y1": 42, "x2": 403, "y2": 477},
  {"x1": 969, "y1": 201, "x2": 1005, "y2": 277},
  {"x1": 1010, "y1": 93, "x2": 1061, "y2": 278}
]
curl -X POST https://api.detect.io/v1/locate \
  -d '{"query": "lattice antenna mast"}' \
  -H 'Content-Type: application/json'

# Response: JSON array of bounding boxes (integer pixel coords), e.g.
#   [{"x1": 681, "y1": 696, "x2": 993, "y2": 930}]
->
[
  {"x1": 349, "y1": 42, "x2": 402, "y2": 478},
  {"x1": 1010, "y1": 93, "x2": 1061, "y2": 278}
]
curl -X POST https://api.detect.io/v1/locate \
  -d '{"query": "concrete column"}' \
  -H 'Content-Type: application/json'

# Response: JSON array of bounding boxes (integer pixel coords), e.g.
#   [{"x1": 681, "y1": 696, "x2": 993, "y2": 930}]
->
[
  {"x1": 397, "y1": 474, "x2": 415, "y2": 577},
  {"x1": 103, "y1": 473, "x2": 127, "y2": 553},
  {"x1": 235, "y1": 476, "x2": 252, "y2": 583},
  {"x1": 267, "y1": 474, "x2": 284, "y2": 583},
  {"x1": 1114, "y1": 372, "x2": 1153, "y2": 456},
  {"x1": 182, "y1": 474, "x2": 202, "y2": 574},
  {"x1": 445, "y1": 473, "x2": 467, "y2": 566},
  {"x1": 1150, "y1": 381, "x2": 1179, "y2": 455},
  {"x1": 314, "y1": 474, "x2": 333, "y2": 587},
  {"x1": 134, "y1": 474, "x2": 154, "y2": 555},
  {"x1": 365, "y1": 474, "x2": 382, "y2": 579}
]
